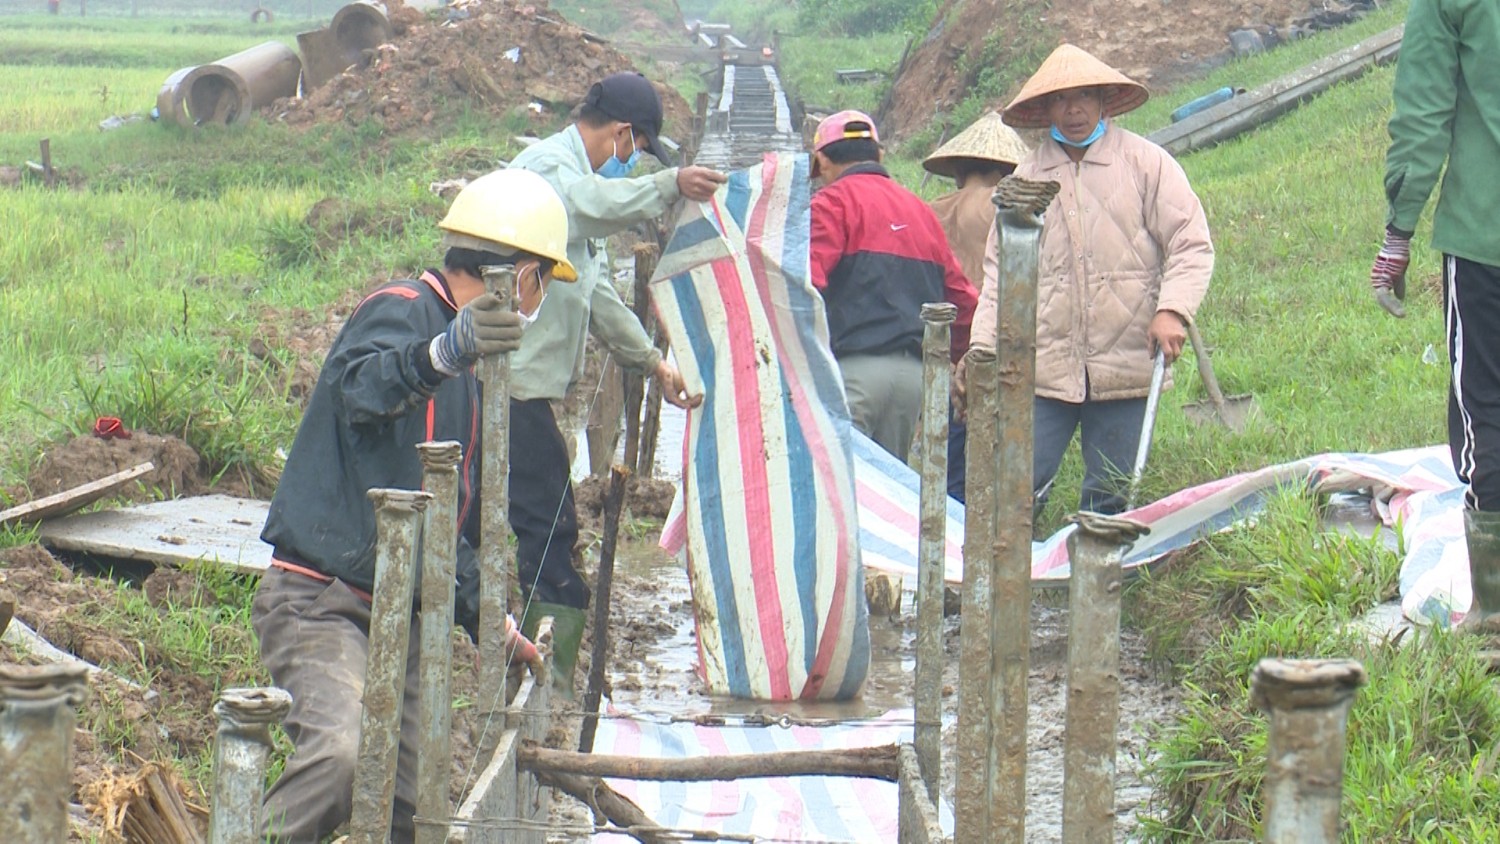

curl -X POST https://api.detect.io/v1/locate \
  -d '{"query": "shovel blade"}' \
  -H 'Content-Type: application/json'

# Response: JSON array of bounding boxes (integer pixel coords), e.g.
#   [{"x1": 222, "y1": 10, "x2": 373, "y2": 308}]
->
[{"x1": 1183, "y1": 395, "x2": 1255, "y2": 432}]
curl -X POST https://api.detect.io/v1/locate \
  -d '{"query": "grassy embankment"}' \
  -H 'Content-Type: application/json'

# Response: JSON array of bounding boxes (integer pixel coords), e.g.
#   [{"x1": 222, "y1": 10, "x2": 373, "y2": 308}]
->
[
  {"x1": 758, "y1": 0, "x2": 1500, "y2": 838},
  {"x1": 5, "y1": 3, "x2": 1500, "y2": 838}
]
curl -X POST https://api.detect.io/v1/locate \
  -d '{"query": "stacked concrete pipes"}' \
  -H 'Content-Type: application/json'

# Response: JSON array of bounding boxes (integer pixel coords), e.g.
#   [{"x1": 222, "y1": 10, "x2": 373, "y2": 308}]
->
[
  {"x1": 155, "y1": 1, "x2": 391, "y2": 128},
  {"x1": 941, "y1": 176, "x2": 1366, "y2": 844}
]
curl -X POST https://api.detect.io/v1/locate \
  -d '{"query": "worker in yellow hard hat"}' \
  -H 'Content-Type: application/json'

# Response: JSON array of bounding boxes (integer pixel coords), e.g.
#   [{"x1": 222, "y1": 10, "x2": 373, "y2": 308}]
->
[{"x1": 254, "y1": 167, "x2": 573, "y2": 844}]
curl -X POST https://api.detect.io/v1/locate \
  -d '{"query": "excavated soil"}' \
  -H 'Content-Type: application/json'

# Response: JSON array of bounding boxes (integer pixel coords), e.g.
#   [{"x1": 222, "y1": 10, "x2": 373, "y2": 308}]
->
[
  {"x1": 884, "y1": 0, "x2": 1376, "y2": 140},
  {"x1": 267, "y1": 0, "x2": 692, "y2": 141}
]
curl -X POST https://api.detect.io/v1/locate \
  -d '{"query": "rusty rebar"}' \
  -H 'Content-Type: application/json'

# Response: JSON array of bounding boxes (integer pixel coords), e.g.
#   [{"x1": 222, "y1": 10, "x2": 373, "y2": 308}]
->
[
  {"x1": 1251, "y1": 658, "x2": 1367, "y2": 844},
  {"x1": 348, "y1": 487, "x2": 431, "y2": 844},
  {"x1": 954, "y1": 348, "x2": 997, "y2": 844},
  {"x1": 207, "y1": 687, "x2": 293, "y2": 844},
  {"x1": 0, "y1": 664, "x2": 89, "y2": 844},
  {"x1": 415, "y1": 440, "x2": 462, "y2": 844},
  {"x1": 915, "y1": 302, "x2": 956, "y2": 801},
  {"x1": 986, "y1": 177, "x2": 1055, "y2": 843},
  {"x1": 478, "y1": 265, "x2": 516, "y2": 759},
  {"x1": 1061, "y1": 514, "x2": 1148, "y2": 843},
  {"x1": 580, "y1": 465, "x2": 631, "y2": 753}
]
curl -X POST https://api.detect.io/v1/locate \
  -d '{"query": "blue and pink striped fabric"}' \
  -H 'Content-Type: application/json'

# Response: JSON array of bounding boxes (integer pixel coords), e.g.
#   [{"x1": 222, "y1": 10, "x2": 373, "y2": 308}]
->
[{"x1": 650, "y1": 151, "x2": 869, "y2": 701}]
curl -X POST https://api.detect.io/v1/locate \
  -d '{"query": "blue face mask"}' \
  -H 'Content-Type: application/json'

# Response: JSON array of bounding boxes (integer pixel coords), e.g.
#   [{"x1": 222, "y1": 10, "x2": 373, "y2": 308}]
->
[
  {"x1": 1050, "y1": 119, "x2": 1107, "y2": 149},
  {"x1": 598, "y1": 131, "x2": 640, "y2": 179}
]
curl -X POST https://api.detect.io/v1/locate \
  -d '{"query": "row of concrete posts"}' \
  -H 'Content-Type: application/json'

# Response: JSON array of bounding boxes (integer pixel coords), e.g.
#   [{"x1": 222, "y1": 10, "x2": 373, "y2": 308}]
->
[{"x1": 894, "y1": 176, "x2": 1368, "y2": 843}]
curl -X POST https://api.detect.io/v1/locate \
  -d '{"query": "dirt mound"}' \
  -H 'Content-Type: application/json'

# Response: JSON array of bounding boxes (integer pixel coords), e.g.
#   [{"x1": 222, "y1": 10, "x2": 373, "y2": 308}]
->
[
  {"x1": 26, "y1": 432, "x2": 205, "y2": 502},
  {"x1": 884, "y1": 0, "x2": 1357, "y2": 141},
  {"x1": 574, "y1": 475, "x2": 677, "y2": 522},
  {"x1": 267, "y1": 0, "x2": 692, "y2": 140}
]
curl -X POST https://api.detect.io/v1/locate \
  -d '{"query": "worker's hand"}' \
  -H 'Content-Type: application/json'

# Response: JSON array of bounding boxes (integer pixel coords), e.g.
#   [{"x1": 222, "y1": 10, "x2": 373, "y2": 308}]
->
[
  {"x1": 504, "y1": 614, "x2": 543, "y2": 675},
  {"x1": 951, "y1": 357, "x2": 968, "y2": 422},
  {"x1": 677, "y1": 166, "x2": 728, "y2": 202},
  {"x1": 1147, "y1": 311, "x2": 1187, "y2": 364},
  {"x1": 1370, "y1": 227, "x2": 1411, "y2": 318},
  {"x1": 655, "y1": 359, "x2": 703, "y2": 409},
  {"x1": 430, "y1": 293, "x2": 525, "y2": 376}
]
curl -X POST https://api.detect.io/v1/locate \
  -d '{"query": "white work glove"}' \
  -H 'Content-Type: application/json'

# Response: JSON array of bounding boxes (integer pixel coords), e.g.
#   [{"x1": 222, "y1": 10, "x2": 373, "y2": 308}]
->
[{"x1": 429, "y1": 294, "x2": 524, "y2": 376}]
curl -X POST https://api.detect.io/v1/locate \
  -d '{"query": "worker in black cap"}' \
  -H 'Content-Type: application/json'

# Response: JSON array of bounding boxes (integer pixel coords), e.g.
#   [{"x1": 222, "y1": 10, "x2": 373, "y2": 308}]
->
[{"x1": 504, "y1": 73, "x2": 726, "y2": 698}]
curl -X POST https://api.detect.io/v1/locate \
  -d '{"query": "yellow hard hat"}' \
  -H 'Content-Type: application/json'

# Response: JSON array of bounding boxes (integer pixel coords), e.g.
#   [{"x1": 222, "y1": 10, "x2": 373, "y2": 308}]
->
[{"x1": 438, "y1": 168, "x2": 578, "y2": 282}]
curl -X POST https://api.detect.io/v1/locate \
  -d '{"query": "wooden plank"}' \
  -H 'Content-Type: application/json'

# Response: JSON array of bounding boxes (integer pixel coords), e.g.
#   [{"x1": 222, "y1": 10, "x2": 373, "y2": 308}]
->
[
  {"x1": 37, "y1": 494, "x2": 270, "y2": 573},
  {"x1": 0, "y1": 462, "x2": 154, "y2": 528},
  {"x1": 1147, "y1": 25, "x2": 1403, "y2": 157}
]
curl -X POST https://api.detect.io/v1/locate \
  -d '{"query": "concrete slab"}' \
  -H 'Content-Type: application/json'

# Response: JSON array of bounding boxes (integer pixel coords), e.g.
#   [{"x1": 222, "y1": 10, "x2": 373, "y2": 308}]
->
[{"x1": 38, "y1": 494, "x2": 271, "y2": 574}]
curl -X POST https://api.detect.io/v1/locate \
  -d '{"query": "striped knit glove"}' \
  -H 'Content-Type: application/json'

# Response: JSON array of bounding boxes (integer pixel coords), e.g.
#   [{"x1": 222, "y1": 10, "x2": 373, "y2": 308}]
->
[
  {"x1": 429, "y1": 293, "x2": 524, "y2": 376},
  {"x1": 1370, "y1": 228, "x2": 1411, "y2": 319}
]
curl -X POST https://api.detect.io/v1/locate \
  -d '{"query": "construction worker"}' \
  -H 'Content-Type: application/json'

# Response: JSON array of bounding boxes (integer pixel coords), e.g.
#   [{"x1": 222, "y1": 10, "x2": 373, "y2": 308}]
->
[
  {"x1": 506, "y1": 72, "x2": 723, "y2": 697},
  {"x1": 253, "y1": 168, "x2": 570, "y2": 843},
  {"x1": 922, "y1": 111, "x2": 1029, "y2": 501},
  {"x1": 963, "y1": 45, "x2": 1213, "y2": 516},
  {"x1": 1372, "y1": 0, "x2": 1500, "y2": 636},
  {"x1": 809, "y1": 109, "x2": 978, "y2": 463}
]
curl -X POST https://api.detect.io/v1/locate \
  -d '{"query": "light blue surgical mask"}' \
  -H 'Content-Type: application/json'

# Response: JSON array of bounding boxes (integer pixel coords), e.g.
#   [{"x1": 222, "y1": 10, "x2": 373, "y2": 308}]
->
[
  {"x1": 598, "y1": 131, "x2": 640, "y2": 179},
  {"x1": 1050, "y1": 119, "x2": 1107, "y2": 149}
]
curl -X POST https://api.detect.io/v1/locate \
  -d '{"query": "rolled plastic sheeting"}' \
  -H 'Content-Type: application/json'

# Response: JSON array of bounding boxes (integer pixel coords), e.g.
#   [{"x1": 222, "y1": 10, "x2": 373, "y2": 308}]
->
[{"x1": 156, "y1": 41, "x2": 301, "y2": 128}]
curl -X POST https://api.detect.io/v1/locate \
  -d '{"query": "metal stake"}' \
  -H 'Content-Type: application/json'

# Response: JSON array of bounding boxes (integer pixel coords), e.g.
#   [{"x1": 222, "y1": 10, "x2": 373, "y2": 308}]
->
[
  {"x1": 624, "y1": 245, "x2": 659, "y2": 475},
  {"x1": 580, "y1": 465, "x2": 631, "y2": 753},
  {"x1": 954, "y1": 347, "x2": 997, "y2": 843},
  {"x1": 415, "y1": 440, "x2": 461, "y2": 844},
  {"x1": 348, "y1": 487, "x2": 431, "y2": 844},
  {"x1": 1062, "y1": 514, "x2": 1148, "y2": 843},
  {"x1": 0, "y1": 664, "x2": 89, "y2": 844},
  {"x1": 207, "y1": 687, "x2": 293, "y2": 844},
  {"x1": 916, "y1": 302, "x2": 956, "y2": 801},
  {"x1": 987, "y1": 176, "x2": 1058, "y2": 843},
  {"x1": 1252, "y1": 658, "x2": 1367, "y2": 844},
  {"x1": 478, "y1": 264, "x2": 516, "y2": 757}
]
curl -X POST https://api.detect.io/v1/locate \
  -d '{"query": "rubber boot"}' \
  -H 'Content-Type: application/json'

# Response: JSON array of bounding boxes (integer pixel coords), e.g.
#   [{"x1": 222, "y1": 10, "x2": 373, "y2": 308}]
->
[
  {"x1": 522, "y1": 602, "x2": 586, "y2": 701},
  {"x1": 1458, "y1": 510, "x2": 1500, "y2": 653}
]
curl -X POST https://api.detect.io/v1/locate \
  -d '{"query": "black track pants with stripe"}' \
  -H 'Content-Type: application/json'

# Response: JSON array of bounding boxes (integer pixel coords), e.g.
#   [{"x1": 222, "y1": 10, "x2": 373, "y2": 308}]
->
[{"x1": 1445, "y1": 255, "x2": 1500, "y2": 512}]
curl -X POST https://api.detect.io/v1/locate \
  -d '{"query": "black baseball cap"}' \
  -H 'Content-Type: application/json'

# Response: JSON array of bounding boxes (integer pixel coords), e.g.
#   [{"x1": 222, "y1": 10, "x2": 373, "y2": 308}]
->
[{"x1": 585, "y1": 72, "x2": 676, "y2": 166}]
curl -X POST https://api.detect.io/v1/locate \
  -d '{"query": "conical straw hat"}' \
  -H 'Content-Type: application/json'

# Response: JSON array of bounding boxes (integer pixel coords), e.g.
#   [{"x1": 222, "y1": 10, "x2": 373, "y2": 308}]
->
[
  {"x1": 1001, "y1": 44, "x2": 1149, "y2": 129},
  {"x1": 922, "y1": 111, "x2": 1032, "y2": 178}
]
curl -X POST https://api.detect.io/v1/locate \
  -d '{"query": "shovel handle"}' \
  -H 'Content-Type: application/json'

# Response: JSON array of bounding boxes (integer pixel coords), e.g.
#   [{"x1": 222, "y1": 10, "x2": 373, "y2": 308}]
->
[
  {"x1": 1184, "y1": 318, "x2": 1232, "y2": 418},
  {"x1": 1128, "y1": 350, "x2": 1166, "y2": 509}
]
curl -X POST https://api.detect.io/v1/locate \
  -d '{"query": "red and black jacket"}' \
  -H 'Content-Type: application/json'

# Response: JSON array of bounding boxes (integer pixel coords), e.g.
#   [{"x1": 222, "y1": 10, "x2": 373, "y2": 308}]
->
[
  {"x1": 260, "y1": 270, "x2": 487, "y2": 634},
  {"x1": 810, "y1": 163, "x2": 977, "y2": 362}
]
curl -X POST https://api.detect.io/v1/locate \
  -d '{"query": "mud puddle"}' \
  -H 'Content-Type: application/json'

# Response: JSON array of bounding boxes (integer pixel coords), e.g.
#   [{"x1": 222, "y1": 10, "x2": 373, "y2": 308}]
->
[{"x1": 595, "y1": 536, "x2": 1183, "y2": 842}]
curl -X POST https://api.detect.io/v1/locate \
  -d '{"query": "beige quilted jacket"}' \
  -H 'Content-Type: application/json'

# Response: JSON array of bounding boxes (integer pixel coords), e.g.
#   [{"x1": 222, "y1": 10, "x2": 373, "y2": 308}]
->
[{"x1": 972, "y1": 125, "x2": 1213, "y2": 402}]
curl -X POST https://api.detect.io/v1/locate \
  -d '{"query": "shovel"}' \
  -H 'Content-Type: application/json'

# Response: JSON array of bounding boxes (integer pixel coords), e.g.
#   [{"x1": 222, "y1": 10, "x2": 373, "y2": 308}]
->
[
  {"x1": 1182, "y1": 318, "x2": 1254, "y2": 432},
  {"x1": 1127, "y1": 349, "x2": 1166, "y2": 510}
]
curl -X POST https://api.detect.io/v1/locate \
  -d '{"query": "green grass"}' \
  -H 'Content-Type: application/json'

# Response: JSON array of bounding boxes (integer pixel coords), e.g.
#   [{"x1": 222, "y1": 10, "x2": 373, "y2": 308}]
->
[{"x1": 777, "y1": 29, "x2": 909, "y2": 116}]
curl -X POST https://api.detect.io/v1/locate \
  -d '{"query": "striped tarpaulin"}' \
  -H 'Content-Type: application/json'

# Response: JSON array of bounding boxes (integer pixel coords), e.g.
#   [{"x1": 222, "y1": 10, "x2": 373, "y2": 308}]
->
[
  {"x1": 650, "y1": 151, "x2": 869, "y2": 701},
  {"x1": 590, "y1": 709, "x2": 954, "y2": 842}
]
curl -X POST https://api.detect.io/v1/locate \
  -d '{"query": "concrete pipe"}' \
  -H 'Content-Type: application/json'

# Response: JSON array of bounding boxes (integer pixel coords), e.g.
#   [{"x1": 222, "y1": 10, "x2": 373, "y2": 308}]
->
[
  {"x1": 296, "y1": 28, "x2": 348, "y2": 93},
  {"x1": 331, "y1": 1, "x2": 392, "y2": 65},
  {"x1": 156, "y1": 41, "x2": 301, "y2": 128}
]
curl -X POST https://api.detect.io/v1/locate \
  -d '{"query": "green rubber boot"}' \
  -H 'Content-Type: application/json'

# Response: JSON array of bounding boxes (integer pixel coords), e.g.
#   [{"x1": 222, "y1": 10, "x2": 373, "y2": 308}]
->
[
  {"x1": 1458, "y1": 510, "x2": 1500, "y2": 645},
  {"x1": 522, "y1": 602, "x2": 586, "y2": 701}
]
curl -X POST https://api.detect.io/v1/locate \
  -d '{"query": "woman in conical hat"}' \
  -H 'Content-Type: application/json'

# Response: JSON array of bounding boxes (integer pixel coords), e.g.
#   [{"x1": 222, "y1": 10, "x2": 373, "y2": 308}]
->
[
  {"x1": 962, "y1": 44, "x2": 1216, "y2": 517},
  {"x1": 923, "y1": 111, "x2": 1030, "y2": 502}
]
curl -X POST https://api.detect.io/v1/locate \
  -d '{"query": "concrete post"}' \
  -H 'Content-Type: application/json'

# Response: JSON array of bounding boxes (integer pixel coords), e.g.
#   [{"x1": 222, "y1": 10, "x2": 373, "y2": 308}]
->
[
  {"x1": 916, "y1": 302, "x2": 956, "y2": 801},
  {"x1": 415, "y1": 441, "x2": 461, "y2": 844},
  {"x1": 0, "y1": 664, "x2": 89, "y2": 844},
  {"x1": 1252, "y1": 658, "x2": 1367, "y2": 844},
  {"x1": 348, "y1": 488, "x2": 431, "y2": 844},
  {"x1": 1062, "y1": 514, "x2": 1148, "y2": 843},
  {"x1": 477, "y1": 265, "x2": 516, "y2": 759},
  {"x1": 207, "y1": 687, "x2": 293, "y2": 844},
  {"x1": 954, "y1": 348, "x2": 997, "y2": 844},
  {"x1": 987, "y1": 176, "x2": 1058, "y2": 843}
]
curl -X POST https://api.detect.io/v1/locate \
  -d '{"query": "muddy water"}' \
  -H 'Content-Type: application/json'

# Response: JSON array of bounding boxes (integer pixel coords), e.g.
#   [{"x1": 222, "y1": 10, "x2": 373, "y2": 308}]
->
[{"x1": 599, "y1": 538, "x2": 1183, "y2": 842}]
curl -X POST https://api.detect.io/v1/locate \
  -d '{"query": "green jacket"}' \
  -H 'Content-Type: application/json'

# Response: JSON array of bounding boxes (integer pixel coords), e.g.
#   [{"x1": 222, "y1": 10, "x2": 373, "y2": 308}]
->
[
  {"x1": 1384, "y1": 0, "x2": 1500, "y2": 267},
  {"x1": 507, "y1": 125, "x2": 681, "y2": 401}
]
